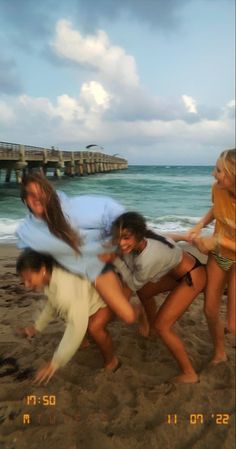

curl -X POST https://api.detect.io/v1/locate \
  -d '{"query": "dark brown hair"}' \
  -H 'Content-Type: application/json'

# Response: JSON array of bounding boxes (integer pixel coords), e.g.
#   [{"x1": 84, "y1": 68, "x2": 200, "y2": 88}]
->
[
  {"x1": 21, "y1": 172, "x2": 81, "y2": 253},
  {"x1": 16, "y1": 248, "x2": 54, "y2": 274},
  {"x1": 111, "y1": 212, "x2": 174, "y2": 248}
]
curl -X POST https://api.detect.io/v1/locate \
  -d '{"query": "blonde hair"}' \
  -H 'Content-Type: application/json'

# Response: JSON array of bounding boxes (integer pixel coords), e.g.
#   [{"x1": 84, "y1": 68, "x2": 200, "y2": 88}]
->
[{"x1": 219, "y1": 149, "x2": 236, "y2": 180}]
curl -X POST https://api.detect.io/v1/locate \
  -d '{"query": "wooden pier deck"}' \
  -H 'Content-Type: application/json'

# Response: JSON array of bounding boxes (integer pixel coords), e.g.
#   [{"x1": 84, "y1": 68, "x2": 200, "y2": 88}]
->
[{"x1": 0, "y1": 141, "x2": 128, "y2": 183}]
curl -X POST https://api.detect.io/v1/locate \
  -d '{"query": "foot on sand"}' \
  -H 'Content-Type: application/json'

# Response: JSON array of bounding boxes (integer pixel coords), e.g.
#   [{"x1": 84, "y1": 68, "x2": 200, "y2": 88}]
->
[
  {"x1": 169, "y1": 373, "x2": 199, "y2": 384},
  {"x1": 210, "y1": 354, "x2": 228, "y2": 364},
  {"x1": 105, "y1": 357, "x2": 122, "y2": 373}
]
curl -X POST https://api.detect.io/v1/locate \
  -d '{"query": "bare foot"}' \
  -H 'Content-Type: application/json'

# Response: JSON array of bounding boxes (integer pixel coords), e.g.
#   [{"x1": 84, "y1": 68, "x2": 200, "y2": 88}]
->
[
  {"x1": 135, "y1": 304, "x2": 150, "y2": 337},
  {"x1": 210, "y1": 354, "x2": 228, "y2": 364},
  {"x1": 16, "y1": 326, "x2": 36, "y2": 338},
  {"x1": 169, "y1": 373, "x2": 199, "y2": 384},
  {"x1": 105, "y1": 357, "x2": 121, "y2": 372}
]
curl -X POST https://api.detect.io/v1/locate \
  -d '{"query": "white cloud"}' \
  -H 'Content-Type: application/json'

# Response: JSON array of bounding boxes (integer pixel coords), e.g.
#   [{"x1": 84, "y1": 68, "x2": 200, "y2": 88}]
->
[
  {"x1": 80, "y1": 81, "x2": 111, "y2": 111},
  {"x1": 19, "y1": 94, "x2": 54, "y2": 116},
  {"x1": 53, "y1": 94, "x2": 85, "y2": 121},
  {"x1": 0, "y1": 93, "x2": 234, "y2": 165},
  {"x1": 51, "y1": 20, "x2": 139, "y2": 89},
  {"x1": 182, "y1": 94, "x2": 198, "y2": 114},
  {"x1": 226, "y1": 99, "x2": 236, "y2": 108},
  {"x1": 0, "y1": 22, "x2": 234, "y2": 164}
]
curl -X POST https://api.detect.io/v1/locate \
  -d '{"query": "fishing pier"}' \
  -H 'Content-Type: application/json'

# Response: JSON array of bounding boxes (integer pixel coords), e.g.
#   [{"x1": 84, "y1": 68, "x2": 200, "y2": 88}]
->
[{"x1": 0, "y1": 141, "x2": 128, "y2": 183}]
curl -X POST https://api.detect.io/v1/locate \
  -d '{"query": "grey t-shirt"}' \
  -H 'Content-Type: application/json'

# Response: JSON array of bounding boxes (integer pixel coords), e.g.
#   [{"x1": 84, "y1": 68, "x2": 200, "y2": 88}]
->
[{"x1": 113, "y1": 238, "x2": 183, "y2": 291}]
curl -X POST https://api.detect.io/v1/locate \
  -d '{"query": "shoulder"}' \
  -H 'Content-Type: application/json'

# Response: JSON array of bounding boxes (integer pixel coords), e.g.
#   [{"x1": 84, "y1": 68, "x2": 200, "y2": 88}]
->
[
  {"x1": 145, "y1": 238, "x2": 176, "y2": 250},
  {"x1": 144, "y1": 238, "x2": 181, "y2": 258},
  {"x1": 140, "y1": 238, "x2": 166, "y2": 258},
  {"x1": 50, "y1": 266, "x2": 72, "y2": 287}
]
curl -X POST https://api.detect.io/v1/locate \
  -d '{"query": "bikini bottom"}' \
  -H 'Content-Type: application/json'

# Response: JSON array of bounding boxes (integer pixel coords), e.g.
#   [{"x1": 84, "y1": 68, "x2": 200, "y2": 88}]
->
[
  {"x1": 211, "y1": 251, "x2": 235, "y2": 272},
  {"x1": 177, "y1": 255, "x2": 204, "y2": 287}
]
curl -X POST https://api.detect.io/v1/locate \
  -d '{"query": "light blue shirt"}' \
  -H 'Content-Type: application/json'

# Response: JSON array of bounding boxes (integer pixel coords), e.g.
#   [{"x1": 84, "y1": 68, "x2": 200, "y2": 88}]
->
[{"x1": 16, "y1": 192, "x2": 124, "y2": 281}]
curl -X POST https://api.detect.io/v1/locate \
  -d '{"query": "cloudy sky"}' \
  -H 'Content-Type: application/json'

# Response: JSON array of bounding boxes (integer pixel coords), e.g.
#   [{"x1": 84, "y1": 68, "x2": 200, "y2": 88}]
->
[{"x1": 0, "y1": 0, "x2": 235, "y2": 165}]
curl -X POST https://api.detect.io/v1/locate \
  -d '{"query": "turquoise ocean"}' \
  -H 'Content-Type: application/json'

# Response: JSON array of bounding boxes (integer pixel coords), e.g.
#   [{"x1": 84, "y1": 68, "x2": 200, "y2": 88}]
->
[{"x1": 0, "y1": 165, "x2": 214, "y2": 243}]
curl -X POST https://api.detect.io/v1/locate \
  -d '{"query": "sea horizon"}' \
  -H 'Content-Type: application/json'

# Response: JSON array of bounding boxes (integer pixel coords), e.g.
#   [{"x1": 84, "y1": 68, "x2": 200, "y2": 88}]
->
[{"x1": 0, "y1": 165, "x2": 214, "y2": 243}]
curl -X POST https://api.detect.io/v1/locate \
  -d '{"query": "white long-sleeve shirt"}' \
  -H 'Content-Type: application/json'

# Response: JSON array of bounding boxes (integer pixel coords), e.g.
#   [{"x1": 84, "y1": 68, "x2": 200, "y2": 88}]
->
[
  {"x1": 113, "y1": 238, "x2": 183, "y2": 291},
  {"x1": 34, "y1": 266, "x2": 106, "y2": 368}
]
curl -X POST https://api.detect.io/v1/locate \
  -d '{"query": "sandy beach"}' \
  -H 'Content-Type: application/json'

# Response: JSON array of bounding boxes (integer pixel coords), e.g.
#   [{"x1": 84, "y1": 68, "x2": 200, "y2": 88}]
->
[{"x1": 0, "y1": 243, "x2": 235, "y2": 449}]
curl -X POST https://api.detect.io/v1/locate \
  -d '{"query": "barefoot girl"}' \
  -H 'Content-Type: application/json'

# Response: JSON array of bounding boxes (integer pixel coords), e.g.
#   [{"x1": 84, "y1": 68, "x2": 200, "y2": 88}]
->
[
  {"x1": 107, "y1": 212, "x2": 206, "y2": 383},
  {"x1": 16, "y1": 248, "x2": 119, "y2": 384},
  {"x1": 187, "y1": 148, "x2": 236, "y2": 363}
]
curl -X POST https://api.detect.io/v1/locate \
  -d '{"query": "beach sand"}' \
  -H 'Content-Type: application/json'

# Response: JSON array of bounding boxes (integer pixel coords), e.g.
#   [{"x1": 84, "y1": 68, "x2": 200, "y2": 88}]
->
[{"x1": 0, "y1": 244, "x2": 235, "y2": 449}]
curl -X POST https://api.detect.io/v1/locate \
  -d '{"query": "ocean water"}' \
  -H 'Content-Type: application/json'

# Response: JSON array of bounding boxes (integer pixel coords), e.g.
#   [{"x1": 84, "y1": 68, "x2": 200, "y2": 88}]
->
[{"x1": 0, "y1": 165, "x2": 214, "y2": 243}]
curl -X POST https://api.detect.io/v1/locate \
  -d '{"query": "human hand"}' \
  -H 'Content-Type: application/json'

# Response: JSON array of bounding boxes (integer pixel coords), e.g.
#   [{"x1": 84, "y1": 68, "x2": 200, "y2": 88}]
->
[
  {"x1": 98, "y1": 252, "x2": 117, "y2": 263},
  {"x1": 33, "y1": 361, "x2": 58, "y2": 385},
  {"x1": 193, "y1": 235, "x2": 217, "y2": 254},
  {"x1": 185, "y1": 222, "x2": 204, "y2": 243},
  {"x1": 17, "y1": 325, "x2": 36, "y2": 339}
]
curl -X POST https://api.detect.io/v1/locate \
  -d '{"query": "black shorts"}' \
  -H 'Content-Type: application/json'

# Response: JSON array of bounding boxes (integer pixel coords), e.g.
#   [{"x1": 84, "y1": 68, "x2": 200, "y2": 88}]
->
[
  {"x1": 100, "y1": 262, "x2": 115, "y2": 275},
  {"x1": 177, "y1": 256, "x2": 204, "y2": 286}
]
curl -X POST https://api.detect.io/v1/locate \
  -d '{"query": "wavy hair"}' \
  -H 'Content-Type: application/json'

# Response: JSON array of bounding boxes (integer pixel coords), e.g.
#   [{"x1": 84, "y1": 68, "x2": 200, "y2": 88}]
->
[
  {"x1": 111, "y1": 211, "x2": 174, "y2": 248},
  {"x1": 219, "y1": 148, "x2": 236, "y2": 181},
  {"x1": 20, "y1": 172, "x2": 81, "y2": 253}
]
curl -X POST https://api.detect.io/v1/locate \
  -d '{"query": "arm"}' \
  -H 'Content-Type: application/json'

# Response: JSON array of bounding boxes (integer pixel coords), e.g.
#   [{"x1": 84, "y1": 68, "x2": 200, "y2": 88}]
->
[
  {"x1": 34, "y1": 295, "x2": 89, "y2": 384},
  {"x1": 186, "y1": 207, "x2": 215, "y2": 242},
  {"x1": 113, "y1": 256, "x2": 155, "y2": 292},
  {"x1": 18, "y1": 301, "x2": 55, "y2": 338},
  {"x1": 34, "y1": 301, "x2": 55, "y2": 332},
  {"x1": 51, "y1": 312, "x2": 89, "y2": 368},
  {"x1": 98, "y1": 251, "x2": 149, "y2": 290},
  {"x1": 193, "y1": 233, "x2": 236, "y2": 255},
  {"x1": 164, "y1": 233, "x2": 189, "y2": 242}
]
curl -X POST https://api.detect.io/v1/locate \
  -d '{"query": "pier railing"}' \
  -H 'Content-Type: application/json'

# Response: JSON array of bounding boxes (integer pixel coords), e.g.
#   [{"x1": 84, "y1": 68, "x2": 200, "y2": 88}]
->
[{"x1": 0, "y1": 141, "x2": 128, "y2": 183}]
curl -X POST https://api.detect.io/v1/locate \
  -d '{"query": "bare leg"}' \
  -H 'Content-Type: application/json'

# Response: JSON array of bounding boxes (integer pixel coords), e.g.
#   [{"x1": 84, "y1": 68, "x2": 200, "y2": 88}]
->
[
  {"x1": 88, "y1": 307, "x2": 119, "y2": 371},
  {"x1": 154, "y1": 266, "x2": 206, "y2": 383},
  {"x1": 121, "y1": 282, "x2": 150, "y2": 337},
  {"x1": 204, "y1": 255, "x2": 228, "y2": 363},
  {"x1": 95, "y1": 271, "x2": 137, "y2": 324},
  {"x1": 227, "y1": 264, "x2": 236, "y2": 335},
  {"x1": 137, "y1": 275, "x2": 178, "y2": 332}
]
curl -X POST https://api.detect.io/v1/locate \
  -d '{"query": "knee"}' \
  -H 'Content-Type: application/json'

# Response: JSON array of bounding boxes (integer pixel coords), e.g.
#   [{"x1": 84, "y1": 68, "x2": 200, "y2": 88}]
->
[
  {"x1": 88, "y1": 319, "x2": 102, "y2": 337},
  {"x1": 154, "y1": 320, "x2": 168, "y2": 337}
]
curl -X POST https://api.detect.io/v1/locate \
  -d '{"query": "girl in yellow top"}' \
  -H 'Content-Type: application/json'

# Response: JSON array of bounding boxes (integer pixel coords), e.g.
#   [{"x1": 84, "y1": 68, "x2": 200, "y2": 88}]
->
[{"x1": 187, "y1": 148, "x2": 236, "y2": 363}]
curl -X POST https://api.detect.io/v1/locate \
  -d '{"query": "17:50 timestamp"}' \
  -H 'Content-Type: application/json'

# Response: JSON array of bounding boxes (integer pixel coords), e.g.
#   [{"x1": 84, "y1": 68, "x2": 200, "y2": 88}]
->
[{"x1": 24, "y1": 395, "x2": 56, "y2": 406}]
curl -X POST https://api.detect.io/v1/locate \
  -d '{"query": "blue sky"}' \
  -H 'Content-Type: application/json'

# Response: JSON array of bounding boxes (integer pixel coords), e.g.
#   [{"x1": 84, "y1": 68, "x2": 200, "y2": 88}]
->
[{"x1": 0, "y1": 0, "x2": 235, "y2": 165}]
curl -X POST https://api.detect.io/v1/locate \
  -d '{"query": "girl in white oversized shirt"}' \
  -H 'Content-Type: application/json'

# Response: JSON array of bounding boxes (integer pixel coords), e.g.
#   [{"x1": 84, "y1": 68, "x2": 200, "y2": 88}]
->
[{"x1": 16, "y1": 249, "x2": 118, "y2": 384}]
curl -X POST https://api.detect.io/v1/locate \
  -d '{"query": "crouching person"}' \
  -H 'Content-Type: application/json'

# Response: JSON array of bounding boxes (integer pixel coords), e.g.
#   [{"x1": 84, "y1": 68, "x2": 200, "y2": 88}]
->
[{"x1": 16, "y1": 248, "x2": 119, "y2": 384}]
